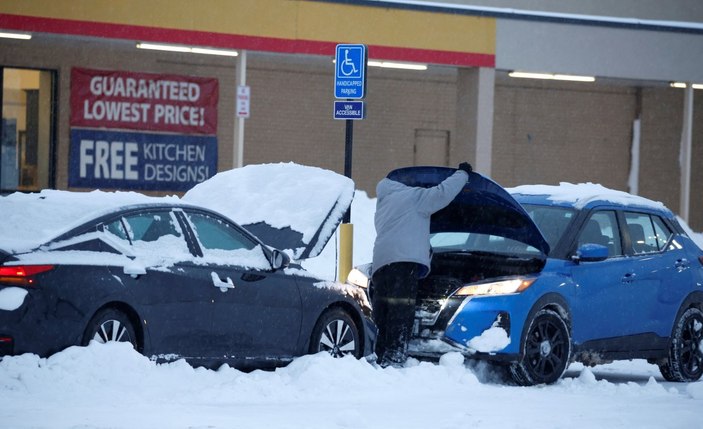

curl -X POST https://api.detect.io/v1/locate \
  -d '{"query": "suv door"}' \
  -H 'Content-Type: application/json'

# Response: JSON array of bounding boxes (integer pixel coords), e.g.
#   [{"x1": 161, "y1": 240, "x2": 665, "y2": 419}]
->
[
  {"x1": 624, "y1": 211, "x2": 693, "y2": 339},
  {"x1": 570, "y1": 209, "x2": 637, "y2": 343}
]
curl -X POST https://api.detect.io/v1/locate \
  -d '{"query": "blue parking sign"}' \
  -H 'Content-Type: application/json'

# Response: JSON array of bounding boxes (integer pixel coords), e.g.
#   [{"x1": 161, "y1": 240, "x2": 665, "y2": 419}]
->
[{"x1": 335, "y1": 44, "x2": 367, "y2": 99}]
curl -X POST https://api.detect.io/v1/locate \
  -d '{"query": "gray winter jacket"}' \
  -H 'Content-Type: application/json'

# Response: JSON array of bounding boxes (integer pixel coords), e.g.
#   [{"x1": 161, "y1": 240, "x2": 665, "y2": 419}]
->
[{"x1": 371, "y1": 170, "x2": 469, "y2": 277}]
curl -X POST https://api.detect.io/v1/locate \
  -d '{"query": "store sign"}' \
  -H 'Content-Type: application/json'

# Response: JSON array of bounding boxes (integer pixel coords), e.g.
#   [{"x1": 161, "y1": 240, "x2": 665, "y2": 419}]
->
[
  {"x1": 236, "y1": 85, "x2": 250, "y2": 118},
  {"x1": 69, "y1": 129, "x2": 216, "y2": 192},
  {"x1": 69, "y1": 68, "x2": 219, "y2": 191}
]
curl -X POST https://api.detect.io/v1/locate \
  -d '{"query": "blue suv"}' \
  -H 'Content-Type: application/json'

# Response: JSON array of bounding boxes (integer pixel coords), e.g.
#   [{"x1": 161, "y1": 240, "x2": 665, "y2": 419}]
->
[{"x1": 350, "y1": 167, "x2": 703, "y2": 385}]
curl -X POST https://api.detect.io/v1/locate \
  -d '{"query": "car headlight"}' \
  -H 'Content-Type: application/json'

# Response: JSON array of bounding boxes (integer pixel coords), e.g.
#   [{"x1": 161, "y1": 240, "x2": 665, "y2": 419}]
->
[
  {"x1": 454, "y1": 278, "x2": 536, "y2": 297},
  {"x1": 347, "y1": 267, "x2": 369, "y2": 288}
]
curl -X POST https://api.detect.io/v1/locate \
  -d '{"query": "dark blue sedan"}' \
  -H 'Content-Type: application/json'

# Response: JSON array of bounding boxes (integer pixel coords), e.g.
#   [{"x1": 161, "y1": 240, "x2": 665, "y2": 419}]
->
[
  {"x1": 0, "y1": 180, "x2": 375, "y2": 368},
  {"x1": 350, "y1": 167, "x2": 703, "y2": 385}
]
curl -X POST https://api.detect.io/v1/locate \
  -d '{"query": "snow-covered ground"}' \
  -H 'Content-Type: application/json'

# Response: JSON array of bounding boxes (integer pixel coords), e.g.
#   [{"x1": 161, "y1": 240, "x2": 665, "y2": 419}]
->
[{"x1": 1, "y1": 166, "x2": 703, "y2": 429}]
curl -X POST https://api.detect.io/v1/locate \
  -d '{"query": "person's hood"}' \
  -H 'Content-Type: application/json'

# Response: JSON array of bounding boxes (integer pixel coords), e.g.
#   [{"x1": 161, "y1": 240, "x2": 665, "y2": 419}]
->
[
  {"x1": 183, "y1": 163, "x2": 354, "y2": 260},
  {"x1": 376, "y1": 176, "x2": 413, "y2": 199},
  {"x1": 386, "y1": 166, "x2": 550, "y2": 256}
]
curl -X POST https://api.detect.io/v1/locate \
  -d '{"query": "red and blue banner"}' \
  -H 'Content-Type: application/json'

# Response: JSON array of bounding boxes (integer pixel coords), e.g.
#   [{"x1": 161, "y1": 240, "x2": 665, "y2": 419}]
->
[{"x1": 69, "y1": 67, "x2": 218, "y2": 191}]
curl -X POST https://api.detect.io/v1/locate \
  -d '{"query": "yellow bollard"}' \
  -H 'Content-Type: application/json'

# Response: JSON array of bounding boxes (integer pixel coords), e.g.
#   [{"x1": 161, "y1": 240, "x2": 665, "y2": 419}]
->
[{"x1": 338, "y1": 223, "x2": 354, "y2": 283}]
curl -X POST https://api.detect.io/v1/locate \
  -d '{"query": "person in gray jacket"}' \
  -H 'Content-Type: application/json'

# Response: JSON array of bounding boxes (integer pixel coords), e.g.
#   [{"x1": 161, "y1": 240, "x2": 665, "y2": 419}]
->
[{"x1": 371, "y1": 162, "x2": 472, "y2": 367}]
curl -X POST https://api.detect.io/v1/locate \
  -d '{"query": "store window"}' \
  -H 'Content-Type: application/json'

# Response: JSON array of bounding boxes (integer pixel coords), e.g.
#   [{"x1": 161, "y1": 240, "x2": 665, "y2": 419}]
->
[{"x1": 1, "y1": 68, "x2": 55, "y2": 193}]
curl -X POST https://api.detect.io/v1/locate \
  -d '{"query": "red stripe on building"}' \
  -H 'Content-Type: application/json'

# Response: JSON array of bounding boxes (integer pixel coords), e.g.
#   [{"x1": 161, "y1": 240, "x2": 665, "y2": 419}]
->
[{"x1": 0, "y1": 13, "x2": 495, "y2": 68}]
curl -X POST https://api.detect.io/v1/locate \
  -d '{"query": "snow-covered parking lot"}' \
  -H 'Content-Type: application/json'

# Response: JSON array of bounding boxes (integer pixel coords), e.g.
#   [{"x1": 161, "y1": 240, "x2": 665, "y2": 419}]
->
[{"x1": 1, "y1": 342, "x2": 702, "y2": 429}]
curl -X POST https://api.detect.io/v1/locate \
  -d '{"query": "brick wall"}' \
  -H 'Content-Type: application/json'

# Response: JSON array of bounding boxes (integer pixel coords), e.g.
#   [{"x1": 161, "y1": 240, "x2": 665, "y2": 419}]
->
[{"x1": 492, "y1": 76, "x2": 637, "y2": 190}]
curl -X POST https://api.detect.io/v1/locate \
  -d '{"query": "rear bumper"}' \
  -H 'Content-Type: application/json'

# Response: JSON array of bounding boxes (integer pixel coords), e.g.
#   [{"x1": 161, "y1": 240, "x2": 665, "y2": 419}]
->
[{"x1": 0, "y1": 286, "x2": 84, "y2": 357}]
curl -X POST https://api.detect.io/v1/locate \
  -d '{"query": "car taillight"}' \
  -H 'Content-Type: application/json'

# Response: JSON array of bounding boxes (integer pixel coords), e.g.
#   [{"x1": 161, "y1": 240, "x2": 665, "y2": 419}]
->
[{"x1": 0, "y1": 265, "x2": 54, "y2": 287}]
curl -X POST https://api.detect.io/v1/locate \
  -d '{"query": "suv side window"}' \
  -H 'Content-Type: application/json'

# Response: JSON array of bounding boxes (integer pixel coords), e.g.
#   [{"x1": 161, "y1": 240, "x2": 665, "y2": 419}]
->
[
  {"x1": 651, "y1": 215, "x2": 672, "y2": 251},
  {"x1": 624, "y1": 212, "x2": 670, "y2": 254},
  {"x1": 578, "y1": 211, "x2": 622, "y2": 257}
]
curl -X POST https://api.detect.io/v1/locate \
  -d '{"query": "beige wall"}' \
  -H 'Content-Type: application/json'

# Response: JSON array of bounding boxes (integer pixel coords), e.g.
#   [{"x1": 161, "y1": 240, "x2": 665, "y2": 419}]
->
[
  {"x1": 2, "y1": 36, "x2": 702, "y2": 228},
  {"x1": 492, "y1": 76, "x2": 637, "y2": 189},
  {"x1": 243, "y1": 54, "x2": 458, "y2": 195}
]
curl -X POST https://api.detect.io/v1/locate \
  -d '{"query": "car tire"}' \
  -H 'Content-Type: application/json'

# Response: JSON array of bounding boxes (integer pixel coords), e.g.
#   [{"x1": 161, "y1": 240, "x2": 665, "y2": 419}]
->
[
  {"x1": 509, "y1": 308, "x2": 572, "y2": 386},
  {"x1": 309, "y1": 308, "x2": 361, "y2": 358},
  {"x1": 658, "y1": 307, "x2": 703, "y2": 382},
  {"x1": 82, "y1": 308, "x2": 138, "y2": 349}
]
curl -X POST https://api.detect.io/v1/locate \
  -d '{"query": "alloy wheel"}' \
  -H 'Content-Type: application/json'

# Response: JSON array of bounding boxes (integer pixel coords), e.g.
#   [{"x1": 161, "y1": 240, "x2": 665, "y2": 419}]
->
[
  {"x1": 318, "y1": 318, "x2": 357, "y2": 358},
  {"x1": 93, "y1": 319, "x2": 133, "y2": 344},
  {"x1": 679, "y1": 311, "x2": 703, "y2": 380},
  {"x1": 519, "y1": 310, "x2": 570, "y2": 384},
  {"x1": 525, "y1": 320, "x2": 565, "y2": 378}
]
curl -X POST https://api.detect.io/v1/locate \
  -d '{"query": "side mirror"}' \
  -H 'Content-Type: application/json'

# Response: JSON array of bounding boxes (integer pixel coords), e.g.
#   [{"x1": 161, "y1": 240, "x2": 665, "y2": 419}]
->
[
  {"x1": 123, "y1": 260, "x2": 147, "y2": 278},
  {"x1": 271, "y1": 249, "x2": 290, "y2": 270},
  {"x1": 572, "y1": 243, "x2": 608, "y2": 263}
]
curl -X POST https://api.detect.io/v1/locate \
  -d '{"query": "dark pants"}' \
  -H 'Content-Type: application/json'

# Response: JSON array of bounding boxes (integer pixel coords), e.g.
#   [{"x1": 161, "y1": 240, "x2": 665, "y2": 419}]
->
[{"x1": 371, "y1": 262, "x2": 420, "y2": 366}]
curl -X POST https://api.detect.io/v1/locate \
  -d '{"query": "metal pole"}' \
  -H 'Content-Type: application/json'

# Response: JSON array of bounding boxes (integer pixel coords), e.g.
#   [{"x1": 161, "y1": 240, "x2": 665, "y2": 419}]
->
[
  {"x1": 234, "y1": 50, "x2": 247, "y2": 168},
  {"x1": 338, "y1": 117, "x2": 354, "y2": 282},
  {"x1": 680, "y1": 84, "x2": 693, "y2": 222},
  {"x1": 343, "y1": 118, "x2": 353, "y2": 223}
]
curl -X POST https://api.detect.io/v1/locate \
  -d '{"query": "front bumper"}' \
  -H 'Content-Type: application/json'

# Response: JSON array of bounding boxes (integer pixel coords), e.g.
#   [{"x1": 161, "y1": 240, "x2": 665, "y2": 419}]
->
[{"x1": 411, "y1": 293, "x2": 532, "y2": 360}]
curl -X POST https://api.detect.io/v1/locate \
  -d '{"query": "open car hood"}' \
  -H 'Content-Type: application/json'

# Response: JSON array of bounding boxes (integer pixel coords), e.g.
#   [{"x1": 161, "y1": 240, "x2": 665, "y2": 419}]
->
[
  {"x1": 386, "y1": 166, "x2": 550, "y2": 256},
  {"x1": 183, "y1": 163, "x2": 354, "y2": 260}
]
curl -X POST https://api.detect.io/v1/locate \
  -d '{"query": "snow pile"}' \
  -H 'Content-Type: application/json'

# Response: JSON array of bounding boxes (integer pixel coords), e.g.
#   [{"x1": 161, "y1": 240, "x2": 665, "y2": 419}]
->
[
  {"x1": 466, "y1": 326, "x2": 511, "y2": 353},
  {"x1": 1, "y1": 342, "x2": 701, "y2": 429},
  {"x1": 0, "y1": 287, "x2": 27, "y2": 311}
]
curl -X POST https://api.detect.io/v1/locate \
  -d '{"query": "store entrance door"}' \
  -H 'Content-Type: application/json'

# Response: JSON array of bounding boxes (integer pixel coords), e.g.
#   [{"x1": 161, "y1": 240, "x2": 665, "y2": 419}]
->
[{"x1": 1, "y1": 68, "x2": 55, "y2": 193}]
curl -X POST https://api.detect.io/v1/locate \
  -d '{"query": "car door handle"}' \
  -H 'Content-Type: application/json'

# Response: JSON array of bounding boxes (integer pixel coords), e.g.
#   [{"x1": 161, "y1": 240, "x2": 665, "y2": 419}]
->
[
  {"x1": 675, "y1": 258, "x2": 689, "y2": 270},
  {"x1": 211, "y1": 272, "x2": 235, "y2": 292},
  {"x1": 621, "y1": 272, "x2": 636, "y2": 283}
]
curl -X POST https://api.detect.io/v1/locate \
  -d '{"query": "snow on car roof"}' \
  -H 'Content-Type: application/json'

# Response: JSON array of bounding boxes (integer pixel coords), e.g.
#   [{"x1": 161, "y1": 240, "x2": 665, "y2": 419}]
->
[
  {"x1": 1, "y1": 163, "x2": 353, "y2": 257},
  {"x1": 508, "y1": 182, "x2": 667, "y2": 211},
  {"x1": 0, "y1": 190, "x2": 180, "y2": 253}
]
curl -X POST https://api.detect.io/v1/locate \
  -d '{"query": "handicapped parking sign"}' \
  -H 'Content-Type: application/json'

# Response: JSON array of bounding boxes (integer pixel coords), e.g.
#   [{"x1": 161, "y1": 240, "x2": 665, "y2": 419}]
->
[{"x1": 335, "y1": 44, "x2": 367, "y2": 99}]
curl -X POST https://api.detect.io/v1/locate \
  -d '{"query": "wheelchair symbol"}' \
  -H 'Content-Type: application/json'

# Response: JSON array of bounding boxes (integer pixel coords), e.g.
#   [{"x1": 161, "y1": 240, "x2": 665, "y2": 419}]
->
[{"x1": 339, "y1": 48, "x2": 359, "y2": 77}]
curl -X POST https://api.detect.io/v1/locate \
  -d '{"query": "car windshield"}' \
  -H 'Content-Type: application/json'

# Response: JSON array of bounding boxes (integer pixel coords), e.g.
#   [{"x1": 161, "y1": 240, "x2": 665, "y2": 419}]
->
[
  {"x1": 430, "y1": 232, "x2": 542, "y2": 256},
  {"x1": 429, "y1": 204, "x2": 575, "y2": 257},
  {"x1": 522, "y1": 204, "x2": 576, "y2": 251}
]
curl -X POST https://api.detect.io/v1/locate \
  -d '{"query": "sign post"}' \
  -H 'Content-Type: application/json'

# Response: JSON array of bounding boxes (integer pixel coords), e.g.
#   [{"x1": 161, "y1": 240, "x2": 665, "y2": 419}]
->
[
  {"x1": 334, "y1": 43, "x2": 367, "y2": 283},
  {"x1": 334, "y1": 44, "x2": 367, "y2": 216}
]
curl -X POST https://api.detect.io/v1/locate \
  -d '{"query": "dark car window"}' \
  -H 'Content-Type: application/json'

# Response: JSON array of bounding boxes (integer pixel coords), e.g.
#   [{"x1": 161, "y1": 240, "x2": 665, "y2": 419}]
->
[
  {"x1": 186, "y1": 212, "x2": 256, "y2": 251},
  {"x1": 578, "y1": 211, "x2": 622, "y2": 257},
  {"x1": 625, "y1": 212, "x2": 671, "y2": 254},
  {"x1": 184, "y1": 211, "x2": 271, "y2": 270},
  {"x1": 104, "y1": 219, "x2": 129, "y2": 241},
  {"x1": 523, "y1": 205, "x2": 575, "y2": 251},
  {"x1": 100, "y1": 210, "x2": 191, "y2": 259},
  {"x1": 121, "y1": 211, "x2": 183, "y2": 243}
]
